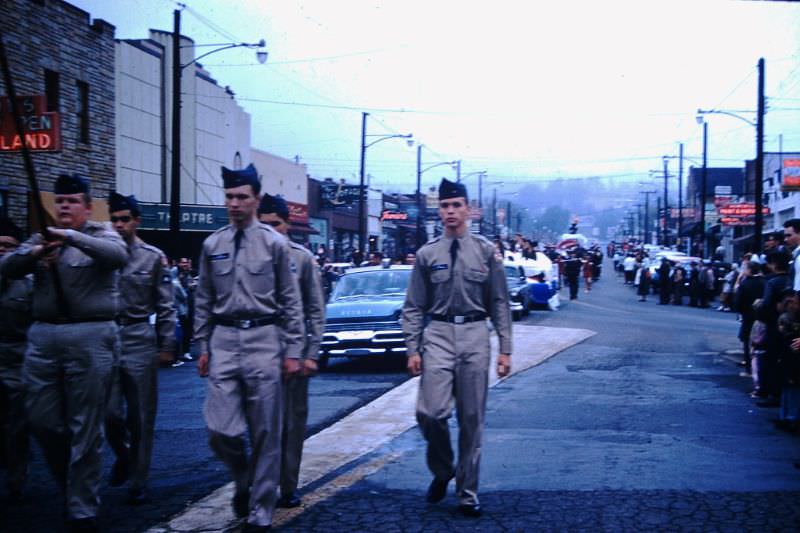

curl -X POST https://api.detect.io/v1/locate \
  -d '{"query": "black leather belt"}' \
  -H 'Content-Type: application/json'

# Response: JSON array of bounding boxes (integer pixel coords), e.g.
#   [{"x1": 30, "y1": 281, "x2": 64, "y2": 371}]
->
[
  {"x1": 213, "y1": 315, "x2": 277, "y2": 329},
  {"x1": 38, "y1": 317, "x2": 114, "y2": 325},
  {"x1": 429, "y1": 313, "x2": 486, "y2": 324},
  {"x1": 116, "y1": 316, "x2": 150, "y2": 326}
]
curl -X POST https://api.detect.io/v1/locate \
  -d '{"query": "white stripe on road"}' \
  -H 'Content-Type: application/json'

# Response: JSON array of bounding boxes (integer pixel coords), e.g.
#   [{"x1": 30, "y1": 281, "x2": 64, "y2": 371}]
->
[{"x1": 147, "y1": 324, "x2": 595, "y2": 532}]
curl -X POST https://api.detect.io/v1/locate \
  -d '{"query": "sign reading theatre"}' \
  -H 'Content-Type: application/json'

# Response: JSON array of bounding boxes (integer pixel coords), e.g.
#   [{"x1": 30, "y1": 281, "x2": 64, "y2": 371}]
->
[{"x1": 0, "y1": 95, "x2": 61, "y2": 152}]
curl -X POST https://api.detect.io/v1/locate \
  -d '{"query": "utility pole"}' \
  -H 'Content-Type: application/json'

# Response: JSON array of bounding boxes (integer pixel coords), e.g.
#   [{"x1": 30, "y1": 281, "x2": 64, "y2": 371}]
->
[
  {"x1": 663, "y1": 157, "x2": 670, "y2": 247},
  {"x1": 169, "y1": 8, "x2": 182, "y2": 240},
  {"x1": 416, "y1": 143, "x2": 422, "y2": 249},
  {"x1": 491, "y1": 188, "x2": 497, "y2": 236},
  {"x1": 755, "y1": 57, "x2": 765, "y2": 254},
  {"x1": 701, "y1": 120, "x2": 708, "y2": 258},
  {"x1": 478, "y1": 172, "x2": 484, "y2": 235},
  {"x1": 456, "y1": 160, "x2": 461, "y2": 182},
  {"x1": 358, "y1": 112, "x2": 368, "y2": 253},
  {"x1": 507, "y1": 201, "x2": 512, "y2": 237},
  {"x1": 640, "y1": 191, "x2": 655, "y2": 245},
  {"x1": 657, "y1": 197, "x2": 662, "y2": 245},
  {"x1": 678, "y1": 143, "x2": 684, "y2": 252}
]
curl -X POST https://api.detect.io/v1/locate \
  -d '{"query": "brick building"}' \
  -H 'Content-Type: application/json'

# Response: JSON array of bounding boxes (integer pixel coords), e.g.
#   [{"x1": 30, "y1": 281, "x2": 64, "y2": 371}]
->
[{"x1": 0, "y1": 0, "x2": 115, "y2": 231}]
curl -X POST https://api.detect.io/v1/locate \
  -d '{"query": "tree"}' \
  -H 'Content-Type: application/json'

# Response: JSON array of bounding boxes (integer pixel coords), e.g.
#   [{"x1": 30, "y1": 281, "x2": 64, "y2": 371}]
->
[{"x1": 537, "y1": 205, "x2": 570, "y2": 235}]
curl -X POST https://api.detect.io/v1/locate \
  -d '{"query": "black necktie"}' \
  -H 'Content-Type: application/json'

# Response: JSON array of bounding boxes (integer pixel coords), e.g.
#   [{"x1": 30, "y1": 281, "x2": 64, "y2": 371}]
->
[
  {"x1": 450, "y1": 238, "x2": 459, "y2": 275},
  {"x1": 234, "y1": 229, "x2": 244, "y2": 256}
]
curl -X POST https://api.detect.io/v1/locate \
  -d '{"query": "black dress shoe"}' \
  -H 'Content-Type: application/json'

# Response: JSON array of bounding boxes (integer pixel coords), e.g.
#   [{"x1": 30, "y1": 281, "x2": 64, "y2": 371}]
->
[
  {"x1": 109, "y1": 456, "x2": 130, "y2": 487},
  {"x1": 276, "y1": 493, "x2": 302, "y2": 508},
  {"x1": 458, "y1": 503, "x2": 482, "y2": 518},
  {"x1": 426, "y1": 477, "x2": 451, "y2": 503},
  {"x1": 69, "y1": 517, "x2": 98, "y2": 533},
  {"x1": 233, "y1": 489, "x2": 250, "y2": 518},
  {"x1": 241, "y1": 523, "x2": 271, "y2": 532},
  {"x1": 127, "y1": 487, "x2": 149, "y2": 505}
]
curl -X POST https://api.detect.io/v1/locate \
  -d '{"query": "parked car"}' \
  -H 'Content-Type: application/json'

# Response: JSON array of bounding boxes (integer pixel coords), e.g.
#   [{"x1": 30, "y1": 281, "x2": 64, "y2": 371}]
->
[
  {"x1": 505, "y1": 263, "x2": 530, "y2": 320},
  {"x1": 319, "y1": 264, "x2": 412, "y2": 369}
]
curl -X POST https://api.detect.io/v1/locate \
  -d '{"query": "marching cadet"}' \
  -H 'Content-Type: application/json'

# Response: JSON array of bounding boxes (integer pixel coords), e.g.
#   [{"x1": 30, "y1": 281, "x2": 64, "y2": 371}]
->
[
  {"x1": 104, "y1": 192, "x2": 176, "y2": 504},
  {"x1": 0, "y1": 174, "x2": 128, "y2": 532},
  {"x1": 257, "y1": 193, "x2": 325, "y2": 508},
  {"x1": 401, "y1": 178, "x2": 512, "y2": 518},
  {"x1": 194, "y1": 164, "x2": 304, "y2": 533},
  {"x1": 0, "y1": 217, "x2": 32, "y2": 501}
]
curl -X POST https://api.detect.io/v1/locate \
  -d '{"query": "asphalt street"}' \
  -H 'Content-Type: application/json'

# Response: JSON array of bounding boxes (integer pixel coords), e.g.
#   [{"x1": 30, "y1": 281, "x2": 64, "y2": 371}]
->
[
  {"x1": 274, "y1": 265, "x2": 800, "y2": 532},
  {"x1": 0, "y1": 332, "x2": 409, "y2": 532}
]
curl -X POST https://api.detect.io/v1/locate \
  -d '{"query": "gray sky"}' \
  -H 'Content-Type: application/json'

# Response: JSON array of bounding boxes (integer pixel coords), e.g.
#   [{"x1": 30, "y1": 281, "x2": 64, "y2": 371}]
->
[{"x1": 72, "y1": 0, "x2": 800, "y2": 197}]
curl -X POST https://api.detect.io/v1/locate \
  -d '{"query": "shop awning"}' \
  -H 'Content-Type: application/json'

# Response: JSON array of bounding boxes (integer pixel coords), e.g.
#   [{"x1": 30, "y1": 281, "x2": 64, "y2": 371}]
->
[{"x1": 289, "y1": 221, "x2": 319, "y2": 235}]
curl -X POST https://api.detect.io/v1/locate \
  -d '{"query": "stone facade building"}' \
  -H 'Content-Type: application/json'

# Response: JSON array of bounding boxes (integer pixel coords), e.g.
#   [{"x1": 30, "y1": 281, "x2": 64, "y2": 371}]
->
[{"x1": 0, "y1": 0, "x2": 115, "y2": 230}]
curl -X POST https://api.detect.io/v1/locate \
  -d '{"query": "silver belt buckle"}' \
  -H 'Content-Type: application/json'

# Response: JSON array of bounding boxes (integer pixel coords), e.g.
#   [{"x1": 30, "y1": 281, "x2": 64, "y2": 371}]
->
[
  {"x1": 454, "y1": 315, "x2": 465, "y2": 324},
  {"x1": 239, "y1": 319, "x2": 252, "y2": 329}
]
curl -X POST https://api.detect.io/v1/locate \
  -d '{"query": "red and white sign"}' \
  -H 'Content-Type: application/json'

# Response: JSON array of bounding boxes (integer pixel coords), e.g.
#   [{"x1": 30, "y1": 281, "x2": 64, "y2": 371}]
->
[
  {"x1": 380, "y1": 210, "x2": 408, "y2": 222},
  {"x1": 287, "y1": 201, "x2": 309, "y2": 224},
  {"x1": 718, "y1": 203, "x2": 770, "y2": 217},
  {"x1": 0, "y1": 95, "x2": 61, "y2": 152},
  {"x1": 782, "y1": 158, "x2": 800, "y2": 191}
]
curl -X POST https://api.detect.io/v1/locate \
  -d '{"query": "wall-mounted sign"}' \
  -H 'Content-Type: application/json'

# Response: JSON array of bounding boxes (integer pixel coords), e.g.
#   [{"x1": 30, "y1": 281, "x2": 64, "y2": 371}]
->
[
  {"x1": 381, "y1": 210, "x2": 409, "y2": 222},
  {"x1": 320, "y1": 180, "x2": 362, "y2": 209},
  {"x1": 718, "y1": 203, "x2": 770, "y2": 217},
  {"x1": 287, "y1": 201, "x2": 309, "y2": 223},
  {"x1": 0, "y1": 95, "x2": 61, "y2": 152},
  {"x1": 781, "y1": 159, "x2": 800, "y2": 192},
  {"x1": 670, "y1": 207, "x2": 696, "y2": 219},
  {"x1": 138, "y1": 203, "x2": 228, "y2": 232}
]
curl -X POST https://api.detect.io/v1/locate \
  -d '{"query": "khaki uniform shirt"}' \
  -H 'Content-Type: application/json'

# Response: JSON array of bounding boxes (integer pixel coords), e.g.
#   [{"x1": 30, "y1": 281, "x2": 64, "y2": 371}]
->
[
  {"x1": 0, "y1": 263, "x2": 32, "y2": 341},
  {"x1": 288, "y1": 242, "x2": 325, "y2": 360},
  {"x1": 194, "y1": 219, "x2": 304, "y2": 358},
  {"x1": 402, "y1": 232, "x2": 512, "y2": 355},
  {"x1": 119, "y1": 238, "x2": 177, "y2": 352},
  {"x1": 1, "y1": 222, "x2": 129, "y2": 321}
]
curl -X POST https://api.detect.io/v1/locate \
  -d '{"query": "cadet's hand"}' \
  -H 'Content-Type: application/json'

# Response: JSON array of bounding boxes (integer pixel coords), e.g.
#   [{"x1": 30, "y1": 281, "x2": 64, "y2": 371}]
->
[
  {"x1": 407, "y1": 353, "x2": 422, "y2": 376},
  {"x1": 302, "y1": 358, "x2": 319, "y2": 377},
  {"x1": 31, "y1": 240, "x2": 63, "y2": 262},
  {"x1": 159, "y1": 351, "x2": 175, "y2": 367},
  {"x1": 198, "y1": 353, "x2": 210, "y2": 377},
  {"x1": 496, "y1": 354, "x2": 511, "y2": 378},
  {"x1": 283, "y1": 358, "x2": 302, "y2": 380},
  {"x1": 45, "y1": 227, "x2": 70, "y2": 242}
]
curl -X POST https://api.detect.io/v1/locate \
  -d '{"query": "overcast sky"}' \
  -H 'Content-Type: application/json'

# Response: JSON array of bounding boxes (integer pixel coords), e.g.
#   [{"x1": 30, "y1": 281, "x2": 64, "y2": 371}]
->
[{"x1": 71, "y1": 0, "x2": 800, "y2": 198}]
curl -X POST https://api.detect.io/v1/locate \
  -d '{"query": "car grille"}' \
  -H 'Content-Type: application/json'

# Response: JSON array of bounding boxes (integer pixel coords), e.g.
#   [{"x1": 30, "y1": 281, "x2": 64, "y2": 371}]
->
[{"x1": 325, "y1": 320, "x2": 399, "y2": 333}]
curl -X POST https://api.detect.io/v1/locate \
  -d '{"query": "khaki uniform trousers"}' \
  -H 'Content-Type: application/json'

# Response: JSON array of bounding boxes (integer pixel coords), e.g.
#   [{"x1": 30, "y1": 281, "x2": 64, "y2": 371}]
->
[
  {"x1": 205, "y1": 324, "x2": 283, "y2": 527},
  {"x1": 105, "y1": 322, "x2": 159, "y2": 491},
  {"x1": 416, "y1": 320, "x2": 490, "y2": 506},
  {"x1": 0, "y1": 339, "x2": 29, "y2": 493},
  {"x1": 280, "y1": 374, "x2": 309, "y2": 497},
  {"x1": 23, "y1": 321, "x2": 117, "y2": 519}
]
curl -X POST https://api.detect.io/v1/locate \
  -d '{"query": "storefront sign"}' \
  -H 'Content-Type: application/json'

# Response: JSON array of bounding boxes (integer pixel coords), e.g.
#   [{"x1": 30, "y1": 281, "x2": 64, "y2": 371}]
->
[
  {"x1": 287, "y1": 201, "x2": 309, "y2": 223},
  {"x1": 138, "y1": 203, "x2": 228, "y2": 231},
  {"x1": 670, "y1": 207, "x2": 696, "y2": 219},
  {"x1": 718, "y1": 203, "x2": 770, "y2": 217},
  {"x1": 781, "y1": 158, "x2": 800, "y2": 192},
  {"x1": 320, "y1": 180, "x2": 362, "y2": 208},
  {"x1": 0, "y1": 95, "x2": 61, "y2": 152},
  {"x1": 381, "y1": 210, "x2": 408, "y2": 222}
]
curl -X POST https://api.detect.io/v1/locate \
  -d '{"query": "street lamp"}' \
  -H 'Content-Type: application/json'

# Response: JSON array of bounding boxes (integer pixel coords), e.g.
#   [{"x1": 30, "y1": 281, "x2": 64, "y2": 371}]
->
[
  {"x1": 416, "y1": 145, "x2": 458, "y2": 247},
  {"x1": 696, "y1": 57, "x2": 765, "y2": 253},
  {"x1": 170, "y1": 8, "x2": 268, "y2": 247},
  {"x1": 358, "y1": 112, "x2": 413, "y2": 253}
]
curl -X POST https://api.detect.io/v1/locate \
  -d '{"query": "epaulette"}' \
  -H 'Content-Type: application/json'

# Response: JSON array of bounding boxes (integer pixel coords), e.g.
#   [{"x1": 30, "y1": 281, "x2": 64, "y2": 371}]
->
[
  {"x1": 211, "y1": 224, "x2": 232, "y2": 236},
  {"x1": 289, "y1": 241, "x2": 314, "y2": 258},
  {"x1": 419, "y1": 236, "x2": 442, "y2": 250}
]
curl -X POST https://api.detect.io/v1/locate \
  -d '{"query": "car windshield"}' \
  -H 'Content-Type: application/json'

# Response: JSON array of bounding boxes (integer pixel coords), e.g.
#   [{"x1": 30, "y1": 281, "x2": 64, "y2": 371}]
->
[{"x1": 330, "y1": 270, "x2": 411, "y2": 301}]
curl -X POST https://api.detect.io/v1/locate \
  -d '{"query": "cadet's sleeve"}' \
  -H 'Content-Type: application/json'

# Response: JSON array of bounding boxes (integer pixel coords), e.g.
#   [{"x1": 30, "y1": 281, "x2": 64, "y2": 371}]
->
[
  {"x1": 0, "y1": 234, "x2": 42, "y2": 278},
  {"x1": 402, "y1": 253, "x2": 428, "y2": 356},
  {"x1": 154, "y1": 253, "x2": 177, "y2": 353},
  {"x1": 275, "y1": 239, "x2": 304, "y2": 359},
  {"x1": 302, "y1": 254, "x2": 326, "y2": 361},
  {"x1": 67, "y1": 228, "x2": 129, "y2": 269},
  {"x1": 193, "y1": 244, "x2": 214, "y2": 355},
  {"x1": 488, "y1": 250, "x2": 513, "y2": 354}
]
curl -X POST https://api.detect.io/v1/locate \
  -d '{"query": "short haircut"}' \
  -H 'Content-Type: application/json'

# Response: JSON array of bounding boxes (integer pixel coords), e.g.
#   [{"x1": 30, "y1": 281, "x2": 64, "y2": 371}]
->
[
  {"x1": 766, "y1": 249, "x2": 791, "y2": 271},
  {"x1": 784, "y1": 219, "x2": 800, "y2": 233}
]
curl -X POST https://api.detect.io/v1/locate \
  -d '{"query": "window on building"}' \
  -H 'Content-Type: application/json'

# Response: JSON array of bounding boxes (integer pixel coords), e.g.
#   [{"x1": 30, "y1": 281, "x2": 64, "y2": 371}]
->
[
  {"x1": 44, "y1": 69, "x2": 59, "y2": 112},
  {"x1": 76, "y1": 81, "x2": 89, "y2": 143}
]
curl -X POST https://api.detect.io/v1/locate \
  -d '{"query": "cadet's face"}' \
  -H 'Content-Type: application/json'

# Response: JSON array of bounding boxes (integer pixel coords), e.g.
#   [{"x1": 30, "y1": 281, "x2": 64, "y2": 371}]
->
[
  {"x1": 0, "y1": 236, "x2": 19, "y2": 258},
  {"x1": 225, "y1": 185, "x2": 259, "y2": 225},
  {"x1": 110, "y1": 209, "x2": 139, "y2": 240},
  {"x1": 55, "y1": 193, "x2": 91, "y2": 229},
  {"x1": 258, "y1": 212, "x2": 289, "y2": 236},
  {"x1": 405, "y1": 253, "x2": 416, "y2": 265},
  {"x1": 439, "y1": 196, "x2": 469, "y2": 231}
]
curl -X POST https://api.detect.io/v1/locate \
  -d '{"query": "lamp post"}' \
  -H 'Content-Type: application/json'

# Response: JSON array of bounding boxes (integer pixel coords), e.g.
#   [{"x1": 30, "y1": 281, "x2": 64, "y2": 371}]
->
[
  {"x1": 415, "y1": 146, "x2": 458, "y2": 248},
  {"x1": 358, "y1": 112, "x2": 413, "y2": 252},
  {"x1": 170, "y1": 8, "x2": 267, "y2": 246},
  {"x1": 696, "y1": 57, "x2": 765, "y2": 253}
]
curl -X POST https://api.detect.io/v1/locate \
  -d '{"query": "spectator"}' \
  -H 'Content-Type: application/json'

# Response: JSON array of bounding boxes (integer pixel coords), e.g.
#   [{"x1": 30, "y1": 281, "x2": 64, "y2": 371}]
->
[
  {"x1": 754, "y1": 250, "x2": 791, "y2": 407},
  {"x1": 735, "y1": 260, "x2": 766, "y2": 382},
  {"x1": 718, "y1": 263, "x2": 739, "y2": 312}
]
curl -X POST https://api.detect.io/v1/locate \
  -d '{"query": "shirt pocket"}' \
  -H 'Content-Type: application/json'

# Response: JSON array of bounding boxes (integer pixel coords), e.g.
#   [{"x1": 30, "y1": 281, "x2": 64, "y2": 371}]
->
[
  {"x1": 211, "y1": 259, "x2": 234, "y2": 294},
  {"x1": 431, "y1": 270, "x2": 450, "y2": 284},
  {"x1": 243, "y1": 260, "x2": 274, "y2": 300},
  {"x1": 463, "y1": 269, "x2": 489, "y2": 284}
]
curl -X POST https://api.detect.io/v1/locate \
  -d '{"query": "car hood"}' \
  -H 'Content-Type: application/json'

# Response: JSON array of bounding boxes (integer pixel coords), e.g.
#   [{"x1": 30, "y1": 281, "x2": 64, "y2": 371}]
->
[{"x1": 326, "y1": 296, "x2": 403, "y2": 322}]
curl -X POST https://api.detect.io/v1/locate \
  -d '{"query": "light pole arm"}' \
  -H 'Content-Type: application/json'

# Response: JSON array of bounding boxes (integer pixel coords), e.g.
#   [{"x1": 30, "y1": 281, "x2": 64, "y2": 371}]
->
[
  {"x1": 181, "y1": 41, "x2": 267, "y2": 70},
  {"x1": 697, "y1": 108, "x2": 756, "y2": 128},
  {"x1": 364, "y1": 133, "x2": 412, "y2": 149}
]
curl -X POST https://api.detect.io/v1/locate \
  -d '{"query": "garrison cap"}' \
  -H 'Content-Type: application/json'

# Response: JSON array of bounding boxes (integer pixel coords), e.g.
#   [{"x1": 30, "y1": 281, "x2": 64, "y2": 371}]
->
[
  {"x1": 54, "y1": 173, "x2": 90, "y2": 195},
  {"x1": 0, "y1": 217, "x2": 23, "y2": 242},
  {"x1": 108, "y1": 192, "x2": 140, "y2": 217},
  {"x1": 221, "y1": 163, "x2": 260, "y2": 193},
  {"x1": 438, "y1": 178, "x2": 468, "y2": 201},
  {"x1": 259, "y1": 192, "x2": 290, "y2": 221}
]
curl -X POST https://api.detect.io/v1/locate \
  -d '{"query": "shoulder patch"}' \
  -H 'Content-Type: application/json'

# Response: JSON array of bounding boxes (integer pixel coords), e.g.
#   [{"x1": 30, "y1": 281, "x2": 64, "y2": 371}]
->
[{"x1": 210, "y1": 252, "x2": 230, "y2": 261}]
